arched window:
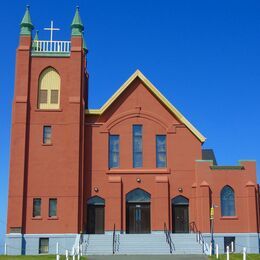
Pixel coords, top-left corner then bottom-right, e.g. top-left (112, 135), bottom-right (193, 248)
top-left (126, 188), bottom-right (151, 203)
top-left (38, 67), bottom-right (60, 109)
top-left (221, 186), bottom-right (235, 216)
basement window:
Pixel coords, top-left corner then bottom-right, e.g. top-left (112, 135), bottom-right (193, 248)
top-left (39, 238), bottom-right (49, 254)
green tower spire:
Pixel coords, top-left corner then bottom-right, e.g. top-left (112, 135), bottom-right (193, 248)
top-left (20, 5), bottom-right (34, 36)
top-left (83, 36), bottom-right (88, 53)
top-left (71, 6), bottom-right (84, 36)
top-left (32, 30), bottom-right (39, 50)
top-left (33, 30), bottom-right (39, 41)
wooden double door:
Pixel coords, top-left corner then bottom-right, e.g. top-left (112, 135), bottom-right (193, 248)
top-left (126, 203), bottom-right (151, 233)
top-left (87, 205), bottom-right (105, 234)
top-left (172, 205), bottom-right (189, 233)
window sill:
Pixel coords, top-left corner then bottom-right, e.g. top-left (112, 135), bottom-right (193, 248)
top-left (32, 217), bottom-right (42, 220)
top-left (48, 217), bottom-right (58, 220)
top-left (42, 143), bottom-right (53, 146)
top-left (35, 109), bottom-right (63, 112)
top-left (220, 216), bottom-right (238, 220)
top-left (107, 168), bottom-right (171, 174)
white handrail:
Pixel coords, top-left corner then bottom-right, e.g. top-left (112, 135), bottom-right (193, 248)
top-left (32, 40), bottom-right (71, 53)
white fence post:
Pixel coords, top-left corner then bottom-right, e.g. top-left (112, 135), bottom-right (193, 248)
top-left (65, 249), bottom-right (69, 260)
top-left (226, 246), bottom-right (229, 260)
top-left (216, 244), bottom-right (219, 259)
top-left (209, 243), bottom-right (212, 256)
top-left (4, 243), bottom-right (7, 255)
top-left (56, 254), bottom-right (60, 260)
top-left (231, 241), bottom-right (234, 253)
top-left (56, 242), bottom-right (59, 255)
top-left (80, 244), bottom-right (83, 256)
top-left (243, 247), bottom-right (246, 260)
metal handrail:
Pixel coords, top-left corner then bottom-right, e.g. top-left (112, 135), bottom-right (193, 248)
top-left (190, 222), bottom-right (209, 254)
top-left (113, 224), bottom-right (116, 254)
top-left (164, 222), bottom-right (175, 253)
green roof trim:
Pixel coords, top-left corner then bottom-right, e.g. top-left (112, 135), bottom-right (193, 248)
top-left (31, 52), bottom-right (70, 57)
top-left (210, 166), bottom-right (245, 170)
top-left (20, 5), bottom-right (34, 35)
top-left (71, 6), bottom-right (84, 36)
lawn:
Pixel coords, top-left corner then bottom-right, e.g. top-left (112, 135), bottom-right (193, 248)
top-left (209, 254), bottom-right (260, 260)
top-left (0, 256), bottom-right (87, 259)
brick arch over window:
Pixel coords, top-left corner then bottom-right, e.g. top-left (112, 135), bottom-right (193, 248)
top-left (221, 185), bottom-right (236, 216)
top-left (38, 67), bottom-right (61, 109)
top-left (100, 109), bottom-right (170, 133)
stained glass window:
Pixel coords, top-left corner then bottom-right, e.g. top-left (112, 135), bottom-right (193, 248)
top-left (156, 135), bottom-right (166, 168)
top-left (109, 135), bottom-right (119, 168)
top-left (221, 186), bottom-right (235, 216)
top-left (133, 125), bottom-right (143, 168)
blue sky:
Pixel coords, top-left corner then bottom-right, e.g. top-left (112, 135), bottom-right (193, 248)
top-left (1, 0), bottom-right (260, 253)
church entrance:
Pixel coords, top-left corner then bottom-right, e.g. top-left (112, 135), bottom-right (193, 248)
top-left (86, 196), bottom-right (105, 234)
top-left (172, 196), bottom-right (189, 233)
top-left (126, 188), bottom-right (151, 234)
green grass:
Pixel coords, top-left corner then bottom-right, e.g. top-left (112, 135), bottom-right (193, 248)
top-left (209, 254), bottom-right (260, 260)
top-left (0, 256), bottom-right (87, 260)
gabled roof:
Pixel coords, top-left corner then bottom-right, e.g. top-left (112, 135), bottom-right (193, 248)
top-left (86, 70), bottom-right (206, 143)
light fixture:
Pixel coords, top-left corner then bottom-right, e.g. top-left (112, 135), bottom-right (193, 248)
top-left (178, 187), bottom-right (183, 192)
top-left (136, 178), bottom-right (141, 183)
top-left (94, 187), bottom-right (99, 192)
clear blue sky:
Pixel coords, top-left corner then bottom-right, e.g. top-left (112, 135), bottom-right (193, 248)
top-left (0, 0), bottom-right (260, 253)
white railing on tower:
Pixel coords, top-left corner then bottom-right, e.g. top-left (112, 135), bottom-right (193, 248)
top-left (32, 40), bottom-right (71, 53)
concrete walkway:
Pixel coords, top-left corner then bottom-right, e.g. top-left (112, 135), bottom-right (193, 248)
top-left (87, 255), bottom-right (208, 260)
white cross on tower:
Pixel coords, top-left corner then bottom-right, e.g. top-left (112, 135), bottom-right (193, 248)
top-left (44, 21), bottom-right (60, 42)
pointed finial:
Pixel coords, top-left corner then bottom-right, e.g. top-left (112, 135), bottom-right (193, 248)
top-left (71, 6), bottom-right (84, 36)
top-left (32, 30), bottom-right (39, 50)
top-left (34, 30), bottom-right (39, 41)
top-left (20, 5), bottom-right (34, 36)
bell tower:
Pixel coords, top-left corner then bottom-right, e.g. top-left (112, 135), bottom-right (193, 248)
top-left (7, 6), bottom-right (88, 255)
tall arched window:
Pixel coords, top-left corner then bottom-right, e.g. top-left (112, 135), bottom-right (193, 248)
top-left (38, 67), bottom-right (60, 109)
top-left (221, 186), bottom-right (235, 216)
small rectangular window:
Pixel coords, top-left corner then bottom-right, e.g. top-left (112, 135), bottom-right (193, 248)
top-left (33, 198), bottom-right (41, 217)
top-left (39, 238), bottom-right (49, 254)
top-left (50, 90), bottom-right (59, 104)
top-left (133, 125), bottom-right (143, 168)
top-left (109, 135), bottom-right (120, 168)
top-left (49, 198), bottom-right (57, 217)
top-left (156, 135), bottom-right (167, 168)
top-left (39, 90), bottom-right (48, 104)
top-left (224, 237), bottom-right (235, 252)
top-left (43, 126), bottom-right (52, 144)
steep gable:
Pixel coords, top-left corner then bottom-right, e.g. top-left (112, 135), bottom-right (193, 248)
top-left (86, 70), bottom-right (206, 143)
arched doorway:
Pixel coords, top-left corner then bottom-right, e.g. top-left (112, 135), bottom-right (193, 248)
top-left (172, 196), bottom-right (189, 233)
top-left (86, 196), bottom-right (105, 234)
top-left (126, 188), bottom-right (151, 234)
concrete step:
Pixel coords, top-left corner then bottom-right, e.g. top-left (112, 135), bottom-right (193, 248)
top-left (82, 233), bottom-right (204, 255)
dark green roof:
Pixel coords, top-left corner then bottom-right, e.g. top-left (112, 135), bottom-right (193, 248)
top-left (71, 6), bottom-right (84, 36)
top-left (210, 165), bottom-right (244, 170)
top-left (20, 5), bottom-right (34, 35)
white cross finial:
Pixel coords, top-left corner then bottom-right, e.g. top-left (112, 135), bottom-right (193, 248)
top-left (44, 21), bottom-right (60, 42)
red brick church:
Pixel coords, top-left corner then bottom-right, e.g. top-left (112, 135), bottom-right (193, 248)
top-left (6, 6), bottom-right (260, 255)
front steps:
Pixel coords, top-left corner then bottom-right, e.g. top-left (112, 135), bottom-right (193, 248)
top-left (83, 233), bottom-right (204, 255)
top-left (171, 233), bottom-right (204, 254)
top-left (83, 234), bottom-right (113, 255)
top-left (119, 233), bottom-right (170, 255)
